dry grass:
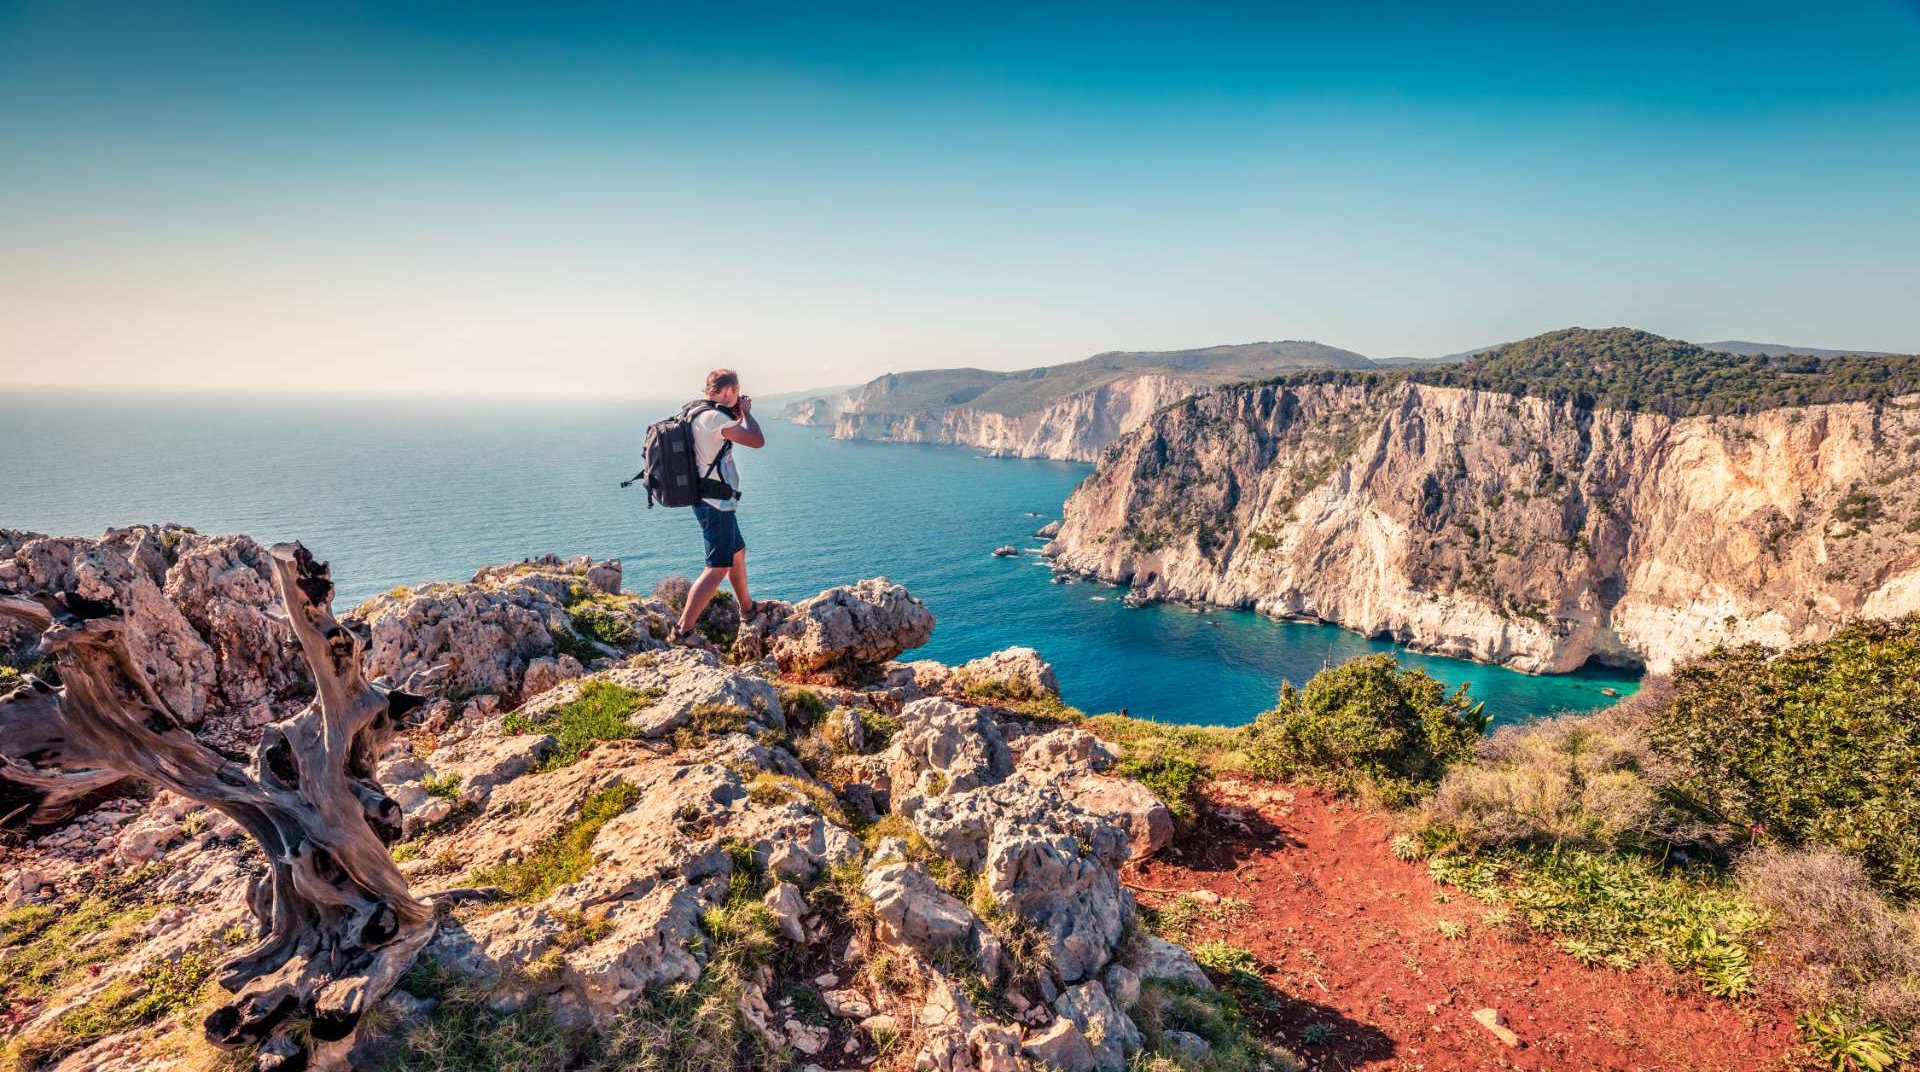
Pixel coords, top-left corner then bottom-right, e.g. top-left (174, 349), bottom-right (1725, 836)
top-left (1738, 847), bottom-right (1920, 1041)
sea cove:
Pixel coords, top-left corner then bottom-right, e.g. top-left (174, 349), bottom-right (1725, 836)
top-left (2, 389), bottom-right (1636, 726)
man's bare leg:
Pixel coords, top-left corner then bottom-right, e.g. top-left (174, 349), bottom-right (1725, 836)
top-left (728, 549), bottom-right (752, 617)
top-left (678, 566), bottom-right (731, 635)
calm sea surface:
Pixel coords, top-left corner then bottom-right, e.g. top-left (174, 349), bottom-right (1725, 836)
top-left (2, 390), bottom-right (1637, 727)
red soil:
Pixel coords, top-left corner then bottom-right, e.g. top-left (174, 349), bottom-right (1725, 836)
top-left (1125, 779), bottom-right (1809, 1072)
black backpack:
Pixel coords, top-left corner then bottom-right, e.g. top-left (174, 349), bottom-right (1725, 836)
top-left (624, 401), bottom-right (740, 508)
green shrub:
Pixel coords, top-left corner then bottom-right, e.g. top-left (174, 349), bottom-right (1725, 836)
top-left (503, 680), bottom-right (663, 770)
top-left (569, 604), bottom-right (637, 648)
top-left (1245, 655), bottom-right (1488, 801)
top-left (1651, 617), bottom-right (1920, 897)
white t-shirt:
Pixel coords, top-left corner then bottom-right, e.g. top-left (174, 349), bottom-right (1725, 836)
top-left (691, 407), bottom-right (740, 512)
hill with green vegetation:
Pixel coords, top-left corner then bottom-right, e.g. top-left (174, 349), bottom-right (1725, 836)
top-left (1699, 339), bottom-right (1894, 359)
top-left (833, 340), bottom-right (1374, 420)
top-left (1407, 327), bottom-right (1920, 417)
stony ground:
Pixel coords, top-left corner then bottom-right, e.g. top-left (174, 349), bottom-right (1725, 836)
top-left (1129, 779), bottom-right (1807, 1072)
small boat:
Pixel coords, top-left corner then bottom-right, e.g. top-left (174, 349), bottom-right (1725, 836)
top-left (992, 545), bottom-right (1020, 557)
top-left (1601, 687), bottom-right (1619, 697)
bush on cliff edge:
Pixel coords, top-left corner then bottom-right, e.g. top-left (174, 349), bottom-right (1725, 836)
top-left (1244, 654), bottom-right (1489, 802)
top-left (1651, 616), bottom-right (1920, 899)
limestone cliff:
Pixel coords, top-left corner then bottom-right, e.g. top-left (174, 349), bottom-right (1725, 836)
top-left (1048, 379), bottom-right (1920, 674)
top-left (832, 372), bottom-right (1202, 462)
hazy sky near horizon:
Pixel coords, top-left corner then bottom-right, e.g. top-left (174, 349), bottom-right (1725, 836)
top-left (3, 1), bottom-right (1919, 396)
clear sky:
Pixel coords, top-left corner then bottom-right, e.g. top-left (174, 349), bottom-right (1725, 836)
top-left (3, 1), bottom-right (1918, 396)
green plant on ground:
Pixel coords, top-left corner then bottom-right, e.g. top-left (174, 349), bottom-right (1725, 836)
top-left (671, 703), bottom-right (750, 750)
top-left (1800, 1009), bottom-right (1913, 1072)
top-left (1131, 980), bottom-right (1302, 1072)
top-left (1738, 847), bottom-right (1920, 1057)
top-left (421, 772), bottom-right (462, 800)
top-left (1426, 847), bottom-right (1759, 996)
top-left (568, 604), bottom-right (637, 648)
top-left (1191, 941), bottom-right (1264, 990)
top-left (1143, 893), bottom-right (1253, 944)
top-left (1114, 747), bottom-right (1205, 827)
top-left (548, 624), bottom-right (603, 664)
top-left (469, 781), bottom-right (641, 902)
top-left (376, 960), bottom-right (586, 1072)
top-left (502, 680), bottom-right (663, 770)
top-left (4, 942), bottom-right (223, 1070)
top-left (777, 686), bottom-right (828, 726)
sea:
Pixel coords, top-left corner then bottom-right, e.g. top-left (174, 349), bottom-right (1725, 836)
top-left (1, 390), bottom-right (1638, 728)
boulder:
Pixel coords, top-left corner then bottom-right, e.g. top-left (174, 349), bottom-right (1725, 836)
top-left (1131, 935), bottom-right (1213, 991)
top-left (862, 860), bottom-right (978, 951)
top-left (1055, 979), bottom-right (1142, 1072)
top-left (769, 578), bottom-right (934, 682)
top-left (764, 882), bottom-right (807, 943)
top-left (946, 646), bottom-right (1059, 701)
top-left (885, 697), bottom-right (1014, 820)
top-left (983, 822), bottom-right (1133, 983)
top-left (1068, 774), bottom-right (1174, 860)
top-left (1022, 1016), bottom-right (1097, 1072)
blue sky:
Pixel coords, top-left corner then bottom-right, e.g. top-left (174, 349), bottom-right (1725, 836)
top-left (2, 0), bottom-right (1917, 395)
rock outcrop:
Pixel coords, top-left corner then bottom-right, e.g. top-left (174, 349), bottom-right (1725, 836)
top-left (348, 553), bottom-right (654, 705)
top-left (1048, 379), bottom-right (1920, 673)
top-left (2, 546), bottom-right (1215, 1072)
top-left (768, 578), bottom-right (935, 682)
top-left (0, 525), bottom-right (311, 750)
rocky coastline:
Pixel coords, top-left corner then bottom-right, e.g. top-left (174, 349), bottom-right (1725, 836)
top-left (1044, 380), bottom-right (1920, 674)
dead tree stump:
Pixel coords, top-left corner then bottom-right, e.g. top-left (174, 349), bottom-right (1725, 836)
top-left (0, 543), bottom-right (433, 1071)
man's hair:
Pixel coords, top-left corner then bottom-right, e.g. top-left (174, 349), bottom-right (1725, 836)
top-left (705, 368), bottom-right (740, 396)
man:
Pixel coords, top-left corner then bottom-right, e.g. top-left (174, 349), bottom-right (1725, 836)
top-left (676, 368), bottom-right (764, 639)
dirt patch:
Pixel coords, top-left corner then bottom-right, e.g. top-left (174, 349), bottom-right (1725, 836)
top-left (1127, 779), bottom-right (1807, 1072)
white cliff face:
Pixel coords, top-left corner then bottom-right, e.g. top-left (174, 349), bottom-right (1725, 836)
top-left (1049, 380), bottom-right (1920, 674)
top-left (830, 374), bottom-right (1202, 462)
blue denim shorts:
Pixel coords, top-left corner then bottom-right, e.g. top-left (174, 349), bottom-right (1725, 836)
top-left (692, 501), bottom-right (745, 568)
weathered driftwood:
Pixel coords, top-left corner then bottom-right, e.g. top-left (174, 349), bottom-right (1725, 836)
top-left (0, 673), bottom-right (127, 825)
top-left (0, 543), bottom-right (433, 1071)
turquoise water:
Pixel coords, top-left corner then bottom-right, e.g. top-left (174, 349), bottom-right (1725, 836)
top-left (1, 390), bottom-right (1637, 727)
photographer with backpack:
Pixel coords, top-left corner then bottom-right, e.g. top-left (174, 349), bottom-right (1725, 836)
top-left (625, 368), bottom-right (764, 641)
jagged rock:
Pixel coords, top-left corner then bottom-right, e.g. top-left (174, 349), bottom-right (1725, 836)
top-left (984, 822), bottom-right (1133, 983)
top-left (1068, 774), bottom-right (1174, 860)
top-left (785, 1019), bottom-right (829, 1055)
top-left (770, 578), bottom-right (934, 682)
top-left (1104, 963), bottom-right (1141, 1010)
top-left (1009, 727), bottom-right (1114, 775)
top-left (1055, 979), bottom-right (1142, 1072)
top-left (1035, 520), bottom-right (1062, 539)
top-left (0, 527), bottom-right (312, 749)
top-left (885, 697), bottom-right (1014, 820)
top-left (946, 646), bottom-right (1059, 701)
top-left (521, 654), bottom-right (585, 700)
top-left (1022, 1017), bottom-right (1098, 1072)
top-left (353, 554), bottom-right (653, 706)
top-left (764, 881), bottom-right (807, 943)
top-left (162, 533), bottom-right (311, 732)
top-left (862, 859), bottom-right (978, 950)
top-left (913, 773), bottom-right (1128, 873)
top-left (823, 988), bottom-right (874, 1020)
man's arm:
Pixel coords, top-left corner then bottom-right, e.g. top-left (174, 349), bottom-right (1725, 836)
top-left (721, 396), bottom-right (766, 449)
